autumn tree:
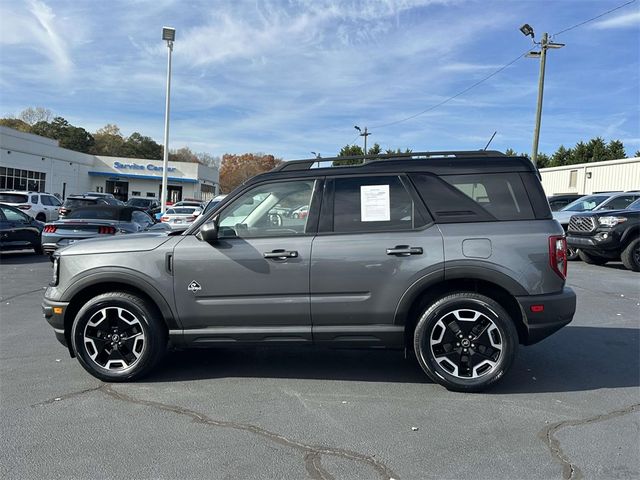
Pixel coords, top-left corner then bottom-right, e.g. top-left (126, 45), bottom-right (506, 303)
top-left (92, 124), bottom-right (126, 156)
top-left (18, 107), bottom-right (52, 125)
top-left (219, 153), bottom-right (282, 193)
top-left (169, 146), bottom-right (199, 163)
top-left (0, 118), bottom-right (31, 132)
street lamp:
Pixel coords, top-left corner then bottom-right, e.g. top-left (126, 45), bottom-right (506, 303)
top-left (520, 24), bottom-right (564, 166)
top-left (311, 151), bottom-right (321, 158)
top-left (354, 125), bottom-right (370, 156)
top-left (160, 26), bottom-right (175, 213)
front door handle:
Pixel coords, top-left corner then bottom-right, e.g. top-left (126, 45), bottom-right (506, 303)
top-left (263, 249), bottom-right (299, 259)
top-left (386, 245), bottom-right (423, 256)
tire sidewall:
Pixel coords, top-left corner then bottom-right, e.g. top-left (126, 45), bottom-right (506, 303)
top-left (71, 294), bottom-right (159, 382)
top-left (622, 238), bottom-right (640, 271)
top-left (414, 294), bottom-right (518, 392)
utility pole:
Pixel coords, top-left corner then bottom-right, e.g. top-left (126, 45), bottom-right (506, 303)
top-left (520, 24), bottom-right (564, 167)
top-left (354, 125), bottom-right (371, 156)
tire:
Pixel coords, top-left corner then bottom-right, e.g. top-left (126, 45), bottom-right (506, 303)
top-left (621, 238), bottom-right (640, 272)
top-left (413, 292), bottom-right (518, 392)
top-left (567, 247), bottom-right (579, 261)
top-left (578, 250), bottom-right (608, 265)
top-left (35, 213), bottom-right (46, 222)
top-left (71, 292), bottom-right (167, 382)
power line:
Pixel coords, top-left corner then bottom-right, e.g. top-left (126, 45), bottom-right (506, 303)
top-left (552, 0), bottom-right (637, 37)
top-left (370, 49), bottom-right (531, 130)
top-left (346, 0), bottom-right (638, 136)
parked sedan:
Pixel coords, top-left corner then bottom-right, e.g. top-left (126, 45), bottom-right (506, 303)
top-left (160, 206), bottom-right (202, 229)
top-left (58, 195), bottom-right (110, 218)
top-left (0, 203), bottom-right (44, 254)
top-left (42, 206), bottom-right (154, 255)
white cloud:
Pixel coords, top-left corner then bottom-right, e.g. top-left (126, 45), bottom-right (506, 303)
top-left (591, 10), bottom-right (640, 29)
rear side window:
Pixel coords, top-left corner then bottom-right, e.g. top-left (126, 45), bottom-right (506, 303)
top-left (411, 173), bottom-right (535, 222)
top-left (63, 199), bottom-right (98, 208)
top-left (0, 193), bottom-right (29, 203)
top-left (332, 175), bottom-right (425, 233)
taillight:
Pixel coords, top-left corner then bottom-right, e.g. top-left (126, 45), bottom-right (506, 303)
top-left (43, 225), bottom-right (57, 233)
top-left (161, 216), bottom-right (169, 222)
top-left (98, 226), bottom-right (116, 234)
top-left (549, 235), bottom-right (567, 280)
top-left (17, 204), bottom-right (31, 211)
top-left (185, 216), bottom-right (196, 222)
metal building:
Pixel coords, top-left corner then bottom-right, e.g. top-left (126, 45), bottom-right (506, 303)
top-left (539, 157), bottom-right (640, 195)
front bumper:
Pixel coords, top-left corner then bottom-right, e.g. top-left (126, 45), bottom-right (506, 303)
top-left (567, 232), bottom-right (621, 257)
top-left (516, 287), bottom-right (576, 345)
top-left (42, 297), bottom-right (70, 347)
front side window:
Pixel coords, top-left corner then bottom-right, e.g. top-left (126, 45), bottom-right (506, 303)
top-left (218, 180), bottom-right (315, 238)
top-left (332, 175), bottom-right (423, 233)
top-left (597, 195), bottom-right (639, 211)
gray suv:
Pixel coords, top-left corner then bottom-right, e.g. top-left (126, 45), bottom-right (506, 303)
top-left (43, 151), bottom-right (576, 392)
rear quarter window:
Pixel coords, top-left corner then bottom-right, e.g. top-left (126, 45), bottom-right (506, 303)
top-left (410, 173), bottom-right (536, 222)
top-left (0, 194), bottom-right (29, 203)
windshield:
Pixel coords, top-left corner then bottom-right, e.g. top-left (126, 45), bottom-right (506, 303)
top-left (67, 208), bottom-right (126, 220)
top-left (627, 199), bottom-right (640, 211)
top-left (127, 198), bottom-right (152, 207)
top-left (0, 193), bottom-right (29, 203)
top-left (561, 195), bottom-right (607, 212)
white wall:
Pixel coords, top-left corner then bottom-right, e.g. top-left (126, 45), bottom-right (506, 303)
top-left (0, 126), bottom-right (94, 197)
top-left (540, 157), bottom-right (640, 195)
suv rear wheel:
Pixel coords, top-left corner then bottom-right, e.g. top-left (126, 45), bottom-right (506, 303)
top-left (414, 292), bottom-right (518, 392)
top-left (621, 238), bottom-right (640, 272)
top-left (71, 292), bottom-right (167, 381)
top-left (578, 250), bottom-right (608, 265)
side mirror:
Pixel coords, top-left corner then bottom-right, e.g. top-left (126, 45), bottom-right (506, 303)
top-left (197, 221), bottom-right (218, 243)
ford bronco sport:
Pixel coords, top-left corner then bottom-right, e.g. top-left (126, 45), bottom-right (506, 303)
top-left (43, 151), bottom-right (576, 392)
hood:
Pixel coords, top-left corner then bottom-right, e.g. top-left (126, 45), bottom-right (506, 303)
top-left (57, 231), bottom-right (174, 256)
top-left (570, 208), bottom-right (639, 218)
top-left (552, 210), bottom-right (575, 224)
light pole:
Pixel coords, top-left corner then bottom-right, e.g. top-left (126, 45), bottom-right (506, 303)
top-left (311, 151), bottom-right (321, 158)
top-left (520, 24), bottom-right (564, 166)
top-left (354, 125), bottom-right (370, 156)
top-left (160, 26), bottom-right (175, 213)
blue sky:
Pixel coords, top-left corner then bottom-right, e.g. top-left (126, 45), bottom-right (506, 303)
top-left (0, 0), bottom-right (638, 160)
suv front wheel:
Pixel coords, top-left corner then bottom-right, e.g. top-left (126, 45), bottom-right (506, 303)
top-left (71, 292), bottom-right (167, 381)
top-left (414, 292), bottom-right (518, 392)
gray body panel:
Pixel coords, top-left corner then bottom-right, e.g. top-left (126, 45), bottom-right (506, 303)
top-left (171, 234), bottom-right (313, 343)
top-left (310, 227), bottom-right (444, 345)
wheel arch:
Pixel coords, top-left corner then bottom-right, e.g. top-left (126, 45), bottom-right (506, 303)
top-left (397, 277), bottom-right (527, 348)
top-left (620, 226), bottom-right (640, 247)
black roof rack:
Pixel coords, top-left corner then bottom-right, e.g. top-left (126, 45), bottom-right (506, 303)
top-left (274, 150), bottom-right (507, 172)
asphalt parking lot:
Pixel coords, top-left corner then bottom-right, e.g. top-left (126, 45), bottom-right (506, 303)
top-left (1, 252), bottom-right (638, 480)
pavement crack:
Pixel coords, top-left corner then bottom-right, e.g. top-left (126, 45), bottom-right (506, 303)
top-left (0, 287), bottom-right (46, 303)
top-left (98, 384), bottom-right (398, 480)
top-left (31, 385), bottom-right (104, 406)
top-left (539, 403), bottom-right (640, 480)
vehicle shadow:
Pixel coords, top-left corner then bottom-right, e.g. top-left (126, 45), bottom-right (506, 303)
top-left (0, 251), bottom-right (50, 265)
top-left (144, 326), bottom-right (639, 393)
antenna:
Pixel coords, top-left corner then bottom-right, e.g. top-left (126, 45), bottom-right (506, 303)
top-left (483, 131), bottom-right (497, 151)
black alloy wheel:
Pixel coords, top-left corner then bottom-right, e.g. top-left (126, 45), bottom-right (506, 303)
top-left (414, 292), bottom-right (518, 392)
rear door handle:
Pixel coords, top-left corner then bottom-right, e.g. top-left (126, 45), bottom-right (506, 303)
top-left (386, 245), bottom-right (423, 256)
top-left (263, 249), bottom-right (298, 259)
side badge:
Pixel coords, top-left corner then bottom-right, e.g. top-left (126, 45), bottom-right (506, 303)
top-left (188, 280), bottom-right (202, 293)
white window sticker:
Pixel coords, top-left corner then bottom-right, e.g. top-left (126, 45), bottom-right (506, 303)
top-left (360, 185), bottom-right (390, 222)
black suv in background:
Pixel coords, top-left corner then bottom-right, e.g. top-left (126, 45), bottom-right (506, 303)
top-left (567, 198), bottom-right (640, 271)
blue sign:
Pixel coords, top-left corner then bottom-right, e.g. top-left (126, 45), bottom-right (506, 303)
top-left (113, 161), bottom-right (176, 173)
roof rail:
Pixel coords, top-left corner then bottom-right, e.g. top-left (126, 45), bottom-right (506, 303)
top-left (274, 150), bottom-right (506, 172)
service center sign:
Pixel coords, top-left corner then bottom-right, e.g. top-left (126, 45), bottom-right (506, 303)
top-left (113, 161), bottom-right (177, 173)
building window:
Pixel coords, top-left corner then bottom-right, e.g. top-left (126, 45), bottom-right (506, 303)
top-left (96, 186), bottom-right (104, 193)
top-left (0, 167), bottom-right (46, 192)
top-left (132, 191), bottom-right (141, 196)
top-left (569, 170), bottom-right (578, 188)
top-left (200, 183), bottom-right (216, 201)
top-left (146, 192), bottom-right (156, 197)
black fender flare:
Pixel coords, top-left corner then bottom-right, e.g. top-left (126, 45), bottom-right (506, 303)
top-left (60, 267), bottom-right (180, 329)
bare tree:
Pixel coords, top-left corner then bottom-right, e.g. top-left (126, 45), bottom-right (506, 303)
top-left (18, 107), bottom-right (52, 125)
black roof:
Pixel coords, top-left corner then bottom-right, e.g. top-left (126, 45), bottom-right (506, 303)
top-left (248, 150), bottom-right (536, 185)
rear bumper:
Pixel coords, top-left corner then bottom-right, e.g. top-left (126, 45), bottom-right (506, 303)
top-left (42, 297), bottom-right (70, 347)
top-left (516, 287), bottom-right (576, 345)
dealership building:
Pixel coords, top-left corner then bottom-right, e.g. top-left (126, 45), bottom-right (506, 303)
top-left (0, 126), bottom-right (219, 202)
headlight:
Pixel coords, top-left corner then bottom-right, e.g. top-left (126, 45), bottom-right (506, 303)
top-left (598, 216), bottom-right (627, 227)
top-left (51, 256), bottom-right (60, 286)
